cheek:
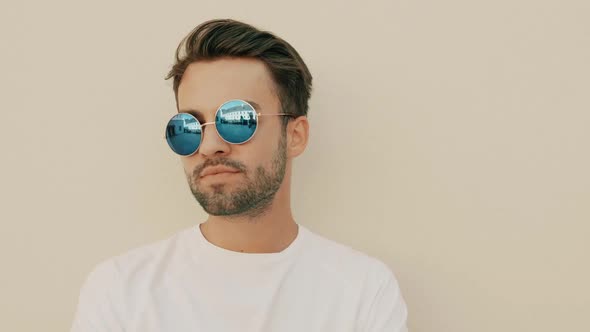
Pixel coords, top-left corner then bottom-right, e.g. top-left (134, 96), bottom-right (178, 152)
top-left (237, 144), bottom-right (273, 170)
top-left (254, 123), bottom-right (282, 151)
top-left (181, 158), bottom-right (198, 177)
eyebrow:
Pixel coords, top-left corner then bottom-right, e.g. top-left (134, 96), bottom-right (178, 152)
top-left (179, 100), bottom-right (262, 118)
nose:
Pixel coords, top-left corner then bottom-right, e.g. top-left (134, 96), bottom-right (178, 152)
top-left (197, 123), bottom-right (231, 157)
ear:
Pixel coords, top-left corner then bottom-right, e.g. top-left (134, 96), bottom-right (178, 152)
top-left (286, 116), bottom-right (309, 158)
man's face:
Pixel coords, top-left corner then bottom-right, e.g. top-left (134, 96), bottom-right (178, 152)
top-left (176, 57), bottom-right (288, 218)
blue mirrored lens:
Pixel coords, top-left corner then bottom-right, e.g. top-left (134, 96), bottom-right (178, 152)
top-left (165, 113), bottom-right (202, 156)
top-left (215, 100), bottom-right (258, 144)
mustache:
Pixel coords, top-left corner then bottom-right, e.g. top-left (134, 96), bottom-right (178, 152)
top-left (192, 157), bottom-right (247, 179)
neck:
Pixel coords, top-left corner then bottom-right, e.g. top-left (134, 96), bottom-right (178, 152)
top-left (199, 178), bottom-right (298, 254)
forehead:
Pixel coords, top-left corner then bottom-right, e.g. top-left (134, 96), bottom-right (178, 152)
top-left (177, 57), bottom-right (278, 116)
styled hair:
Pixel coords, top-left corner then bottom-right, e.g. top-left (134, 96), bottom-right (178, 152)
top-left (164, 19), bottom-right (313, 125)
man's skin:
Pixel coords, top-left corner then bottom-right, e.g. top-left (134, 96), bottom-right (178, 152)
top-left (177, 56), bottom-right (310, 254)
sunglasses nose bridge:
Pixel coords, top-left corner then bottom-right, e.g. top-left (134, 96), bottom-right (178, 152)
top-left (197, 121), bottom-right (231, 156)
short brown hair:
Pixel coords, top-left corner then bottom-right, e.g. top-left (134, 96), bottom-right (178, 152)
top-left (164, 19), bottom-right (313, 124)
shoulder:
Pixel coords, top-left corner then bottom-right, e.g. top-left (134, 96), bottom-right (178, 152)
top-left (300, 226), bottom-right (401, 288)
top-left (80, 226), bottom-right (191, 292)
top-left (299, 227), bottom-right (408, 330)
top-left (71, 228), bottom-right (192, 330)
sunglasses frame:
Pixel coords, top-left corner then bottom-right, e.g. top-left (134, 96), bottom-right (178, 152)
top-left (165, 99), bottom-right (295, 157)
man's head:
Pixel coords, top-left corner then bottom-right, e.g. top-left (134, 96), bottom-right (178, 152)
top-left (164, 19), bottom-right (312, 219)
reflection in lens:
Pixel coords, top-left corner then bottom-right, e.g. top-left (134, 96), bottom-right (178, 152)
top-left (165, 113), bottom-right (202, 156)
top-left (215, 100), bottom-right (258, 144)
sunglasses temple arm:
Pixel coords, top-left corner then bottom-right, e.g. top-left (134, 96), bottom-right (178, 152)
top-left (257, 113), bottom-right (293, 117)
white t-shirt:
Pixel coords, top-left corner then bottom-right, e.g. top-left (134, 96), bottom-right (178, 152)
top-left (70, 223), bottom-right (408, 332)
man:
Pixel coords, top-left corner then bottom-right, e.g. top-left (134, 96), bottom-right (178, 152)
top-left (70, 18), bottom-right (408, 332)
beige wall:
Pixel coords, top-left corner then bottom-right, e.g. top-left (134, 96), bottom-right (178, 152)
top-left (3, 0), bottom-right (589, 331)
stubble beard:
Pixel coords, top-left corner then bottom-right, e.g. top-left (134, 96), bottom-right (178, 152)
top-left (187, 133), bottom-right (287, 219)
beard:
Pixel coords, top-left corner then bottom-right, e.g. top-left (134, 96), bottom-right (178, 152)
top-left (186, 133), bottom-right (287, 219)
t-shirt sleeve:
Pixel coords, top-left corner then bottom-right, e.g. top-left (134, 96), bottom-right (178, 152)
top-left (69, 259), bottom-right (126, 332)
top-left (359, 259), bottom-right (409, 332)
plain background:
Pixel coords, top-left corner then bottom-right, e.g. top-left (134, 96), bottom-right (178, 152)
top-left (2, 0), bottom-right (589, 331)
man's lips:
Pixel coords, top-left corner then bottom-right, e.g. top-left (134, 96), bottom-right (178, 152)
top-left (199, 166), bottom-right (241, 178)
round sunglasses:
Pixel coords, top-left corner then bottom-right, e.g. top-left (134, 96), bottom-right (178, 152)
top-left (165, 99), bottom-right (294, 156)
